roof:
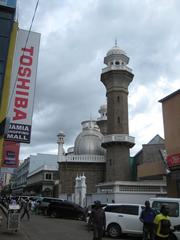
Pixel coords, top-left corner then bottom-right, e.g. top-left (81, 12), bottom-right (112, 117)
top-left (159, 89), bottom-right (180, 103)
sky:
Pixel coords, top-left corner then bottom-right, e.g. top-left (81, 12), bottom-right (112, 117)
top-left (17, 0), bottom-right (180, 160)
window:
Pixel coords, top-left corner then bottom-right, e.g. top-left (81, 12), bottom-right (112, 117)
top-left (45, 173), bottom-right (52, 180)
top-left (117, 96), bottom-right (120, 102)
top-left (117, 117), bottom-right (120, 123)
top-left (152, 201), bottom-right (179, 217)
top-left (105, 205), bottom-right (139, 215)
top-left (115, 61), bottom-right (120, 65)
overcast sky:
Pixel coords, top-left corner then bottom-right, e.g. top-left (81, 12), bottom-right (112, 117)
top-left (17, 0), bottom-right (180, 160)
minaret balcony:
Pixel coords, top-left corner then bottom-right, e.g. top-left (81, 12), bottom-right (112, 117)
top-left (102, 134), bottom-right (135, 148)
top-left (102, 65), bottom-right (132, 74)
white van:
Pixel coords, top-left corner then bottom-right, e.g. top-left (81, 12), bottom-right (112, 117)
top-left (150, 197), bottom-right (180, 240)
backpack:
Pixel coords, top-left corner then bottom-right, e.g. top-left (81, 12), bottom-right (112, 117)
top-left (159, 219), bottom-right (171, 235)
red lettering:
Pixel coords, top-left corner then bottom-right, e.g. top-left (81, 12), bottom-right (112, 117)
top-left (20, 55), bottom-right (32, 66)
top-left (22, 46), bottom-right (34, 56)
top-left (16, 91), bottom-right (29, 96)
top-left (18, 66), bottom-right (31, 77)
top-left (17, 78), bottom-right (30, 90)
top-left (15, 97), bottom-right (28, 108)
top-left (13, 109), bottom-right (27, 121)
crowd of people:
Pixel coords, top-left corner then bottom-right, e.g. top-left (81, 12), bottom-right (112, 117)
top-left (0, 195), bottom-right (41, 220)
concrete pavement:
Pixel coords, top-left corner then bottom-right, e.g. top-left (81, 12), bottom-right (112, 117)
top-left (0, 210), bottom-right (141, 240)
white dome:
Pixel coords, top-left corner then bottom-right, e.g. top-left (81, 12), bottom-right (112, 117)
top-left (74, 120), bottom-right (105, 155)
top-left (106, 46), bottom-right (126, 56)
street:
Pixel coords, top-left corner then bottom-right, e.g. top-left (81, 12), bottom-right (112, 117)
top-left (0, 211), bottom-right (141, 240)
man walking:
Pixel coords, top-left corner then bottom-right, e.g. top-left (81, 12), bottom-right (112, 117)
top-left (88, 201), bottom-right (106, 240)
top-left (139, 200), bottom-right (156, 240)
top-left (154, 204), bottom-right (171, 240)
top-left (21, 199), bottom-right (31, 221)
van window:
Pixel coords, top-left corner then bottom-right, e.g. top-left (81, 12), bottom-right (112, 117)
top-left (152, 201), bottom-right (179, 217)
top-left (105, 205), bottom-right (139, 215)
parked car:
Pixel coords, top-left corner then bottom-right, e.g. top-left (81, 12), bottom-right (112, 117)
top-left (47, 200), bottom-right (85, 220)
top-left (104, 203), bottom-right (144, 238)
top-left (38, 197), bottom-right (63, 215)
top-left (150, 197), bottom-right (180, 240)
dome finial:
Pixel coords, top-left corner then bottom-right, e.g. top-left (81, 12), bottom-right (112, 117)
top-left (115, 38), bottom-right (118, 47)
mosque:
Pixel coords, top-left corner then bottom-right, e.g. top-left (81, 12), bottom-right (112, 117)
top-left (57, 44), bottom-right (167, 204)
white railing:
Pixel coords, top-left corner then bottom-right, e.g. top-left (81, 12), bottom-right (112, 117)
top-left (58, 154), bottom-right (105, 163)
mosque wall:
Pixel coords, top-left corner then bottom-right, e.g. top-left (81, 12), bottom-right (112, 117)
top-left (59, 162), bottom-right (105, 194)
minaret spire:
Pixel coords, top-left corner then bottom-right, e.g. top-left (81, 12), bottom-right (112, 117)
top-left (115, 38), bottom-right (118, 47)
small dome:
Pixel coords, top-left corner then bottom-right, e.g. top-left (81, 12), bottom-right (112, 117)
top-left (74, 120), bottom-right (105, 155)
top-left (106, 46), bottom-right (126, 57)
top-left (104, 45), bottom-right (129, 67)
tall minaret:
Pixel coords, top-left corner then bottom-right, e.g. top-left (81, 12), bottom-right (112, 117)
top-left (57, 131), bottom-right (65, 160)
top-left (101, 44), bottom-right (135, 182)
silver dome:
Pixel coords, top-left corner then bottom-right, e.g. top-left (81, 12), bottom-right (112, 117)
top-left (106, 46), bottom-right (126, 56)
top-left (74, 120), bottom-right (105, 155)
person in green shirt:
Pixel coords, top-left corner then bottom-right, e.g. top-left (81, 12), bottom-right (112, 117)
top-left (154, 204), bottom-right (171, 240)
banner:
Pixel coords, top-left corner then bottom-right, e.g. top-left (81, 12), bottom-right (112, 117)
top-left (4, 29), bottom-right (40, 143)
top-left (167, 153), bottom-right (180, 168)
top-left (2, 141), bottom-right (19, 167)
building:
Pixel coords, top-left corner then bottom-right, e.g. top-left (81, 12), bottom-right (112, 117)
top-left (0, 1), bottom-right (18, 189)
top-left (159, 89), bottom-right (180, 196)
top-left (12, 153), bottom-right (58, 195)
top-left (136, 135), bottom-right (167, 180)
top-left (100, 43), bottom-right (135, 182)
top-left (26, 165), bottom-right (59, 197)
top-left (58, 120), bottom-right (106, 199)
top-left (57, 45), bottom-right (167, 204)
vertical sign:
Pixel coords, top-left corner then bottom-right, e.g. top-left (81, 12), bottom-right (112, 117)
top-left (4, 29), bottom-right (41, 143)
top-left (2, 141), bottom-right (19, 167)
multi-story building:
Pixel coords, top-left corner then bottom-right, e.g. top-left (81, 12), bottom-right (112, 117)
top-left (13, 153), bottom-right (58, 195)
top-left (159, 89), bottom-right (180, 196)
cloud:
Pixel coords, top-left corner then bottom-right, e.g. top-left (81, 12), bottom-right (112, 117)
top-left (17, 0), bottom-right (180, 160)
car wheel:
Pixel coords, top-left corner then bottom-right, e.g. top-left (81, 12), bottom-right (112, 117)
top-left (77, 213), bottom-right (85, 221)
top-left (107, 223), bottom-right (121, 238)
top-left (50, 210), bottom-right (57, 218)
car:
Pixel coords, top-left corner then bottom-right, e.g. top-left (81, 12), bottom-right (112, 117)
top-left (104, 203), bottom-right (144, 238)
top-left (47, 200), bottom-right (85, 220)
top-left (38, 197), bottom-right (63, 215)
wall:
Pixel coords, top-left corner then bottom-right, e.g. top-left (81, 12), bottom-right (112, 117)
top-left (59, 162), bottom-right (105, 194)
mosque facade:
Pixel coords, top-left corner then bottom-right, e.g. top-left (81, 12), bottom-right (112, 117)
top-left (57, 45), bottom-right (167, 202)
top-left (57, 44), bottom-right (135, 197)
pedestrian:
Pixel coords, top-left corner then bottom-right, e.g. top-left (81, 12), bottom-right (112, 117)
top-left (154, 204), bottom-right (171, 240)
top-left (139, 200), bottom-right (156, 240)
top-left (88, 200), bottom-right (106, 240)
top-left (21, 199), bottom-right (31, 220)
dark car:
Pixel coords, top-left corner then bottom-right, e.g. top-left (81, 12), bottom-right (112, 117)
top-left (38, 197), bottom-right (63, 215)
top-left (47, 200), bottom-right (85, 220)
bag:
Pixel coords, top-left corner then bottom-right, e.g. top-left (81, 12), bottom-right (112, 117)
top-left (159, 219), bottom-right (171, 235)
